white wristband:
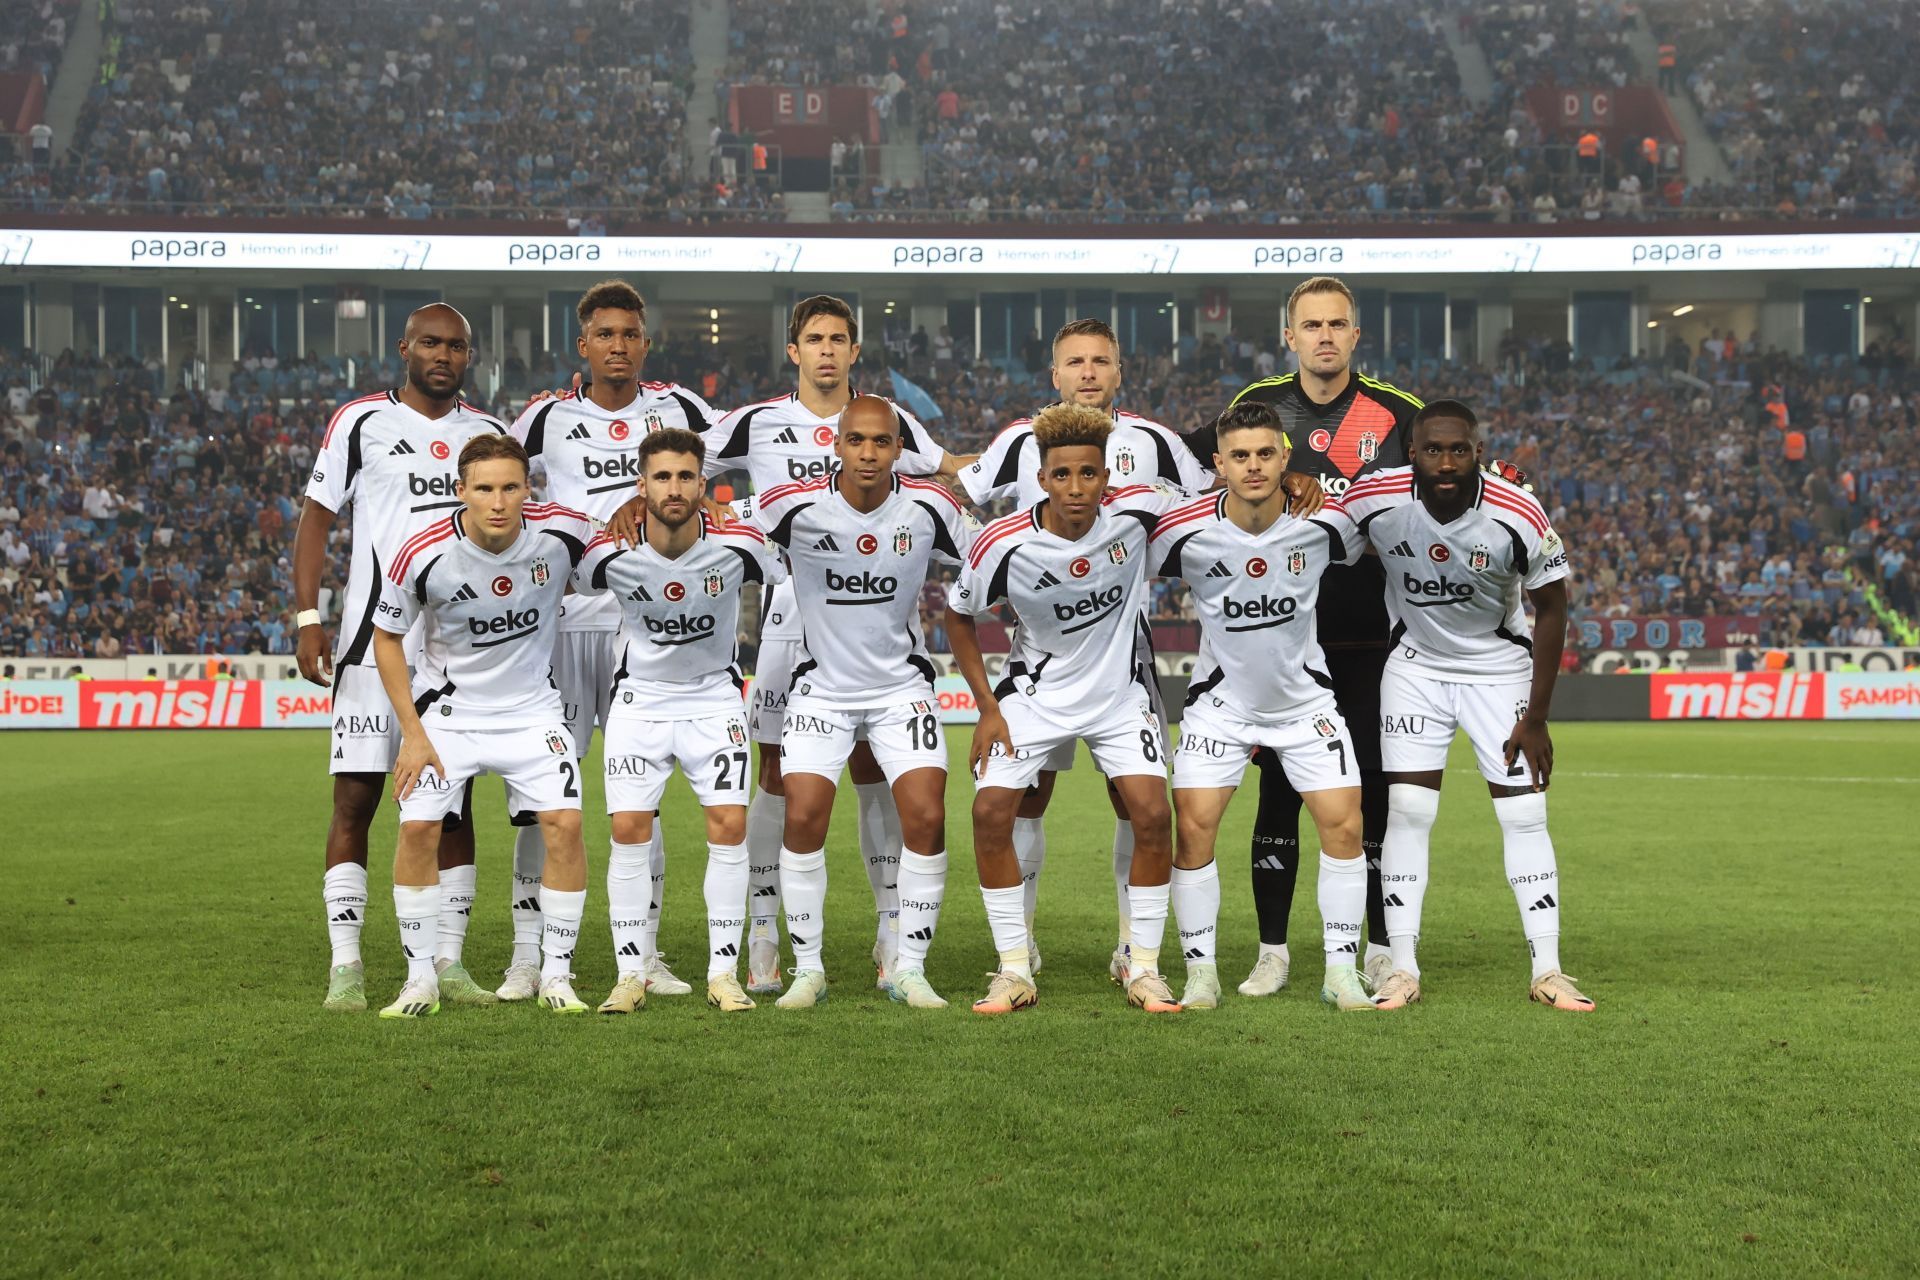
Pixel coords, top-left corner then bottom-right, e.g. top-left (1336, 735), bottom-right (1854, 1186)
top-left (296, 609), bottom-right (322, 629)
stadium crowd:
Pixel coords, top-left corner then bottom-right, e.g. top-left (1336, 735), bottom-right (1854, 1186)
top-left (20, 0), bottom-right (696, 221)
top-left (9, 0), bottom-right (1914, 223)
top-left (1647, 0), bottom-right (1920, 220)
top-left (3, 333), bottom-right (1914, 663)
top-left (0, 0), bottom-right (76, 78)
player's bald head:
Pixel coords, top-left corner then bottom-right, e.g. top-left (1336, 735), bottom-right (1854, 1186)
top-left (404, 302), bottom-right (472, 343)
top-left (840, 394), bottom-right (894, 434)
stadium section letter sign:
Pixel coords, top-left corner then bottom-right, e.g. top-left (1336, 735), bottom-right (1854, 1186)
top-left (4, 228), bottom-right (1920, 277)
top-left (1576, 616), bottom-right (1764, 650)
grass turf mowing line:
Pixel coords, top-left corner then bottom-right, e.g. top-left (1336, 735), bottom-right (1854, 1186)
top-left (6, 723), bottom-right (1915, 1275)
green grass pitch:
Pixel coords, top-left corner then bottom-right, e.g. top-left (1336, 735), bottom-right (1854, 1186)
top-left (7, 722), bottom-right (1916, 1276)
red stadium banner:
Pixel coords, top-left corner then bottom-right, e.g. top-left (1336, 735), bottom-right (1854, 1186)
top-left (77, 680), bottom-right (264, 729)
top-left (1648, 672), bottom-right (1824, 720)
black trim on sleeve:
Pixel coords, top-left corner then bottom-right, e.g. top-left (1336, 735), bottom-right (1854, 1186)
top-left (767, 501), bottom-right (810, 549)
top-left (523, 400), bottom-right (560, 456)
top-left (670, 392), bottom-right (713, 432)
top-left (992, 427), bottom-right (1034, 490)
top-left (1161, 529), bottom-right (1201, 580)
top-left (718, 406), bottom-right (769, 460)
top-left (414, 553), bottom-right (441, 606)
top-left (725, 544), bottom-right (766, 584)
top-left (1147, 429), bottom-right (1184, 485)
top-left (914, 500), bottom-right (963, 561)
top-left (1309, 518), bottom-right (1347, 563)
top-left (1501, 521), bottom-right (1529, 577)
top-left (342, 410), bottom-right (381, 490)
top-left (985, 545), bottom-right (1016, 607)
top-left (338, 549), bottom-right (385, 667)
top-left (893, 407), bottom-right (922, 456)
top-left (590, 548), bottom-right (627, 591)
top-left (543, 528), bottom-right (587, 567)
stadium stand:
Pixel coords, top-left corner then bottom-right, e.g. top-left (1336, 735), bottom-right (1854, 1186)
top-left (37, 0), bottom-right (696, 220)
top-left (3, 341), bottom-right (1914, 661)
top-left (0, 0), bottom-right (77, 78)
top-left (1647, 0), bottom-right (1920, 219)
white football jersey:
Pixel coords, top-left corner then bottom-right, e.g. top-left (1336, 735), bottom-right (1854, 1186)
top-left (376, 503), bottom-right (595, 729)
top-left (751, 472), bottom-right (974, 709)
top-left (1339, 467), bottom-right (1569, 684)
top-left (949, 484), bottom-right (1186, 718)
top-left (706, 392), bottom-right (949, 642)
top-left (959, 408), bottom-right (1213, 507)
top-left (510, 382), bottom-right (722, 633)
top-left (573, 513), bottom-right (786, 716)
top-left (304, 390), bottom-right (508, 667)
top-left (1149, 492), bottom-right (1358, 719)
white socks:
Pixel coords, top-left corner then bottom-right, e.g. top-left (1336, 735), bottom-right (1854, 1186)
top-left (703, 841), bottom-right (750, 980)
top-left (745, 790), bottom-right (786, 941)
top-left (324, 863), bottom-right (368, 967)
top-left (608, 838), bottom-right (651, 976)
top-left (392, 883), bottom-right (439, 985)
top-left (510, 825), bottom-right (546, 969)
top-left (854, 781), bottom-right (901, 948)
top-left (780, 846), bottom-right (828, 972)
top-left (1127, 880), bottom-right (1170, 976)
top-left (1013, 815), bottom-right (1046, 929)
top-left (538, 886), bottom-right (585, 982)
top-left (641, 825), bottom-right (667, 964)
top-left (1112, 820), bottom-right (1135, 946)
top-left (1170, 862), bottom-right (1220, 967)
top-left (1383, 783), bottom-right (1439, 977)
top-left (1318, 852), bottom-right (1367, 966)
top-left (436, 863), bottom-right (476, 965)
top-left (894, 849), bottom-right (947, 972)
top-left (981, 883), bottom-right (1031, 980)
top-left (1495, 791), bottom-right (1562, 979)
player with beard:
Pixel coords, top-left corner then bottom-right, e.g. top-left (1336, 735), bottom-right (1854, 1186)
top-left (505, 280), bottom-right (721, 1006)
top-left (1335, 402), bottom-right (1589, 1013)
top-left (701, 297), bottom-right (972, 996)
top-left (1183, 277), bottom-right (1421, 998)
top-left (293, 303), bottom-right (508, 1012)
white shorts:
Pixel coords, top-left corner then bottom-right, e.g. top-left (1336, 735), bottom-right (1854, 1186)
top-left (1036, 630), bottom-right (1166, 776)
top-left (552, 629), bottom-right (618, 754)
top-left (1379, 665), bottom-right (1533, 786)
top-left (604, 711), bottom-right (754, 812)
top-left (750, 638), bottom-right (799, 745)
top-left (780, 693), bottom-right (947, 786)
top-left (1173, 695), bottom-right (1359, 793)
top-left (396, 722), bottom-right (582, 824)
top-left (976, 692), bottom-right (1167, 792)
top-left (329, 663), bottom-right (401, 775)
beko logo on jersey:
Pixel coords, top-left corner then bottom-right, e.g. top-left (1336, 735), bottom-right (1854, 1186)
top-left (507, 241), bottom-right (601, 265)
top-left (408, 472), bottom-right (457, 497)
top-left (644, 613), bottom-right (718, 644)
top-left (1053, 584), bottom-right (1123, 623)
top-left (1222, 595), bottom-right (1297, 630)
top-left (787, 457), bottom-right (833, 480)
top-left (825, 568), bottom-right (898, 601)
top-left (893, 243), bottom-right (986, 267)
top-left (1402, 572), bottom-right (1475, 605)
top-left (468, 607), bottom-right (540, 642)
top-left (584, 454), bottom-right (641, 481)
top-left (130, 237), bottom-right (227, 262)
top-left (1251, 243), bottom-right (1343, 269)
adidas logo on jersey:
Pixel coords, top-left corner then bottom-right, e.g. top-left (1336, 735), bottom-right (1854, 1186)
top-left (1529, 894), bottom-right (1558, 911)
top-left (774, 426), bottom-right (800, 445)
top-left (627, 583), bottom-right (653, 602)
top-left (814, 534), bottom-right (840, 552)
top-left (450, 582), bottom-right (478, 603)
top-left (566, 424), bottom-right (591, 441)
top-left (1206, 561), bottom-right (1232, 579)
top-left (390, 439), bottom-right (416, 456)
top-left (1033, 569), bottom-right (1062, 591)
top-left (1387, 541), bottom-right (1415, 557)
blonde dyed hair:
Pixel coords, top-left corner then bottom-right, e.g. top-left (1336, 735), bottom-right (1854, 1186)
top-left (1031, 402), bottom-right (1113, 459)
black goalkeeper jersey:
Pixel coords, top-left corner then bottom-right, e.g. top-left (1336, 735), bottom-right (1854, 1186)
top-left (1185, 372), bottom-right (1423, 650)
